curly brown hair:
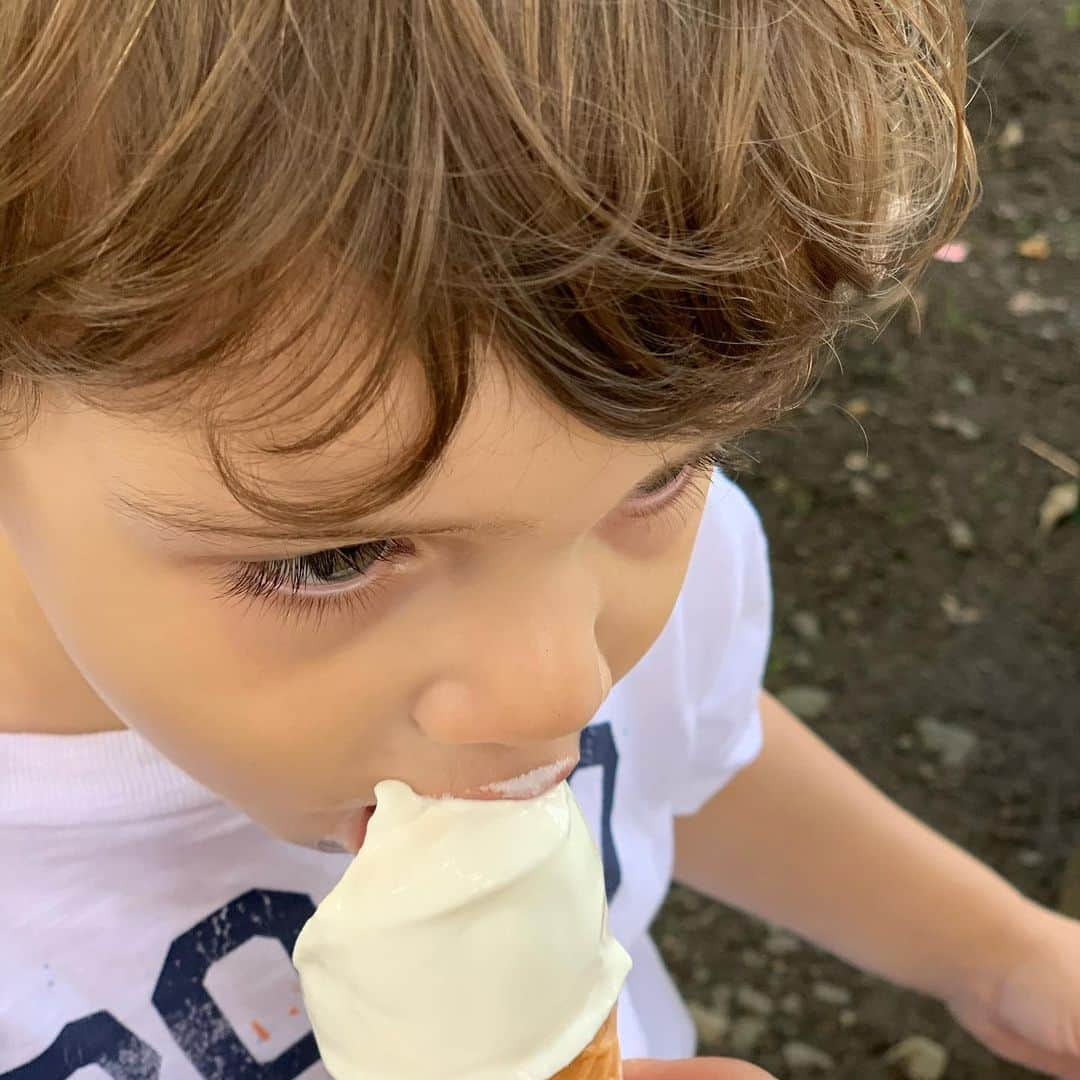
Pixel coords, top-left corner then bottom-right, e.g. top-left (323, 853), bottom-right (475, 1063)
top-left (0, 1), bottom-right (976, 531)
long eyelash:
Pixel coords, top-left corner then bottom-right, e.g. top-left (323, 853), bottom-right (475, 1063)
top-left (248, 573), bottom-right (397, 633)
top-left (212, 540), bottom-right (414, 630)
top-left (640, 449), bottom-right (722, 529)
top-left (216, 448), bottom-right (724, 626)
top-left (219, 540), bottom-right (411, 600)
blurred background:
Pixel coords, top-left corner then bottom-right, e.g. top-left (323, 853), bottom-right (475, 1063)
top-left (655, 2), bottom-right (1079, 1076)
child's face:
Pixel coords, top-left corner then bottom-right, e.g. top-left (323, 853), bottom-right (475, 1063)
top-left (0, 355), bottom-right (713, 851)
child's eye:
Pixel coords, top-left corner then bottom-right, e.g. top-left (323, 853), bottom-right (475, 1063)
top-left (622, 449), bottom-right (721, 517)
top-left (214, 539), bottom-right (417, 624)
top-left (215, 448), bottom-right (721, 624)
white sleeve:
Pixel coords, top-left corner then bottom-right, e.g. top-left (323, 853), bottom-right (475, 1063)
top-left (670, 475), bottom-right (773, 817)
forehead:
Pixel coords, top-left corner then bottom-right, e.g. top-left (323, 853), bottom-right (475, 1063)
top-left (42, 349), bottom-right (681, 550)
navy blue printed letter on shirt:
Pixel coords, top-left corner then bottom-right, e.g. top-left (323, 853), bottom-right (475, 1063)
top-left (152, 888), bottom-right (318, 1079)
top-left (0, 1011), bottom-right (161, 1080)
top-left (572, 721), bottom-right (622, 900)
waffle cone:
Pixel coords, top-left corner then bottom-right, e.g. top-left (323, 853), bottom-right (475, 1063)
top-left (550, 1007), bottom-right (621, 1080)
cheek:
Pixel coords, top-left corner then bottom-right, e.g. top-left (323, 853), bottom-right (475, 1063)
top-left (600, 506), bottom-right (705, 682)
top-left (11, 518), bottom-right (396, 823)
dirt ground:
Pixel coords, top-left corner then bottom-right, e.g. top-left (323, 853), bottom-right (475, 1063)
top-left (652, 2), bottom-right (1079, 1077)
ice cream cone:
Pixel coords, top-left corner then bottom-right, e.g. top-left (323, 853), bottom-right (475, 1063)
top-left (294, 779), bottom-right (631, 1079)
top-left (550, 1007), bottom-right (621, 1080)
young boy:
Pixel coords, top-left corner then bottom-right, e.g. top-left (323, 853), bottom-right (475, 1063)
top-left (1, 3), bottom-right (1077, 1078)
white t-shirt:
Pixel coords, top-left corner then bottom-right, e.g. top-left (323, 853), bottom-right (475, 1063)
top-left (0, 471), bottom-right (772, 1078)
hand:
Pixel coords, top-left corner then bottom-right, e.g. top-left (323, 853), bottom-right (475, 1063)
top-left (625, 1058), bottom-right (775, 1079)
top-left (947, 899), bottom-right (1080, 1079)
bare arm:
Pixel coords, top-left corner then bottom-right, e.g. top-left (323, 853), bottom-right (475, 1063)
top-left (672, 690), bottom-right (1027, 1001)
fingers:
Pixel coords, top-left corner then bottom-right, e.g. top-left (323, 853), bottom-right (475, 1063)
top-left (953, 1005), bottom-right (1080, 1080)
top-left (624, 1057), bottom-right (776, 1079)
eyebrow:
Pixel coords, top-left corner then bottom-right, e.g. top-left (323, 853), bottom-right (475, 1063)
top-left (111, 437), bottom-right (720, 547)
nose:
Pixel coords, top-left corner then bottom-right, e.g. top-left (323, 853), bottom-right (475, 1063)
top-left (412, 563), bottom-right (614, 747)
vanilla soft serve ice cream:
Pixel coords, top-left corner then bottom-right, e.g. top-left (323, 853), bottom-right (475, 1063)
top-left (292, 778), bottom-right (631, 1079)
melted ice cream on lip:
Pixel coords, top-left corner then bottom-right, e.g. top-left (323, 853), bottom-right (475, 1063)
top-left (293, 778), bottom-right (631, 1079)
top-left (458, 755), bottom-right (579, 800)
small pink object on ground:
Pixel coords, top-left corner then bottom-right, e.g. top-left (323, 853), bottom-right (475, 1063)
top-left (933, 241), bottom-right (970, 263)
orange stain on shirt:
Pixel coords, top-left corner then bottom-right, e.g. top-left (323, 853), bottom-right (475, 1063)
top-left (252, 1020), bottom-right (271, 1042)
